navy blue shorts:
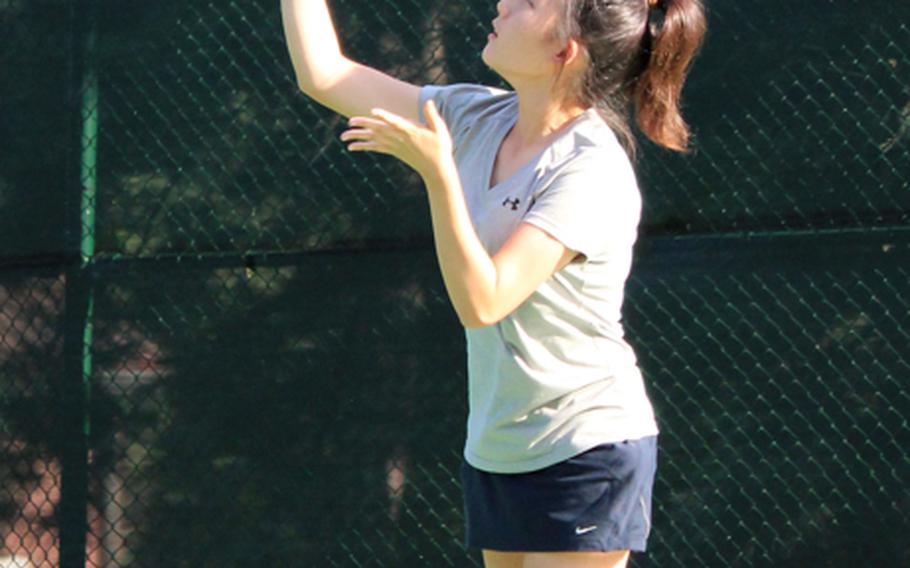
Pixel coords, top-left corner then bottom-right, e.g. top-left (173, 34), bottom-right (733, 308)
top-left (461, 436), bottom-right (657, 553)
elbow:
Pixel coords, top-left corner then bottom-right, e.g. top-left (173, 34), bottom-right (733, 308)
top-left (293, 77), bottom-right (311, 95)
top-left (293, 57), bottom-right (351, 98)
top-left (457, 306), bottom-right (503, 329)
top-left (293, 74), bottom-right (325, 98)
top-left (295, 80), bottom-right (321, 101)
top-left (292, 76), bottom-right (337, 111)
top-left (460, 315), bottom-right (486, 329)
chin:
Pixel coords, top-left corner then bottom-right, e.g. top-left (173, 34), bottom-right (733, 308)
top-left (481, 45), bottom-right (493, 67)
top-left (481, 48), bottom-right (503, 75)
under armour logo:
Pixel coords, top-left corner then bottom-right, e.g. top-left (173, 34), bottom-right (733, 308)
top-left (502, 197), bottom-right (521, 211)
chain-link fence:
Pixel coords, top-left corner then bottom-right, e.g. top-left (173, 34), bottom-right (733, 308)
top-left (1, 0), bottom-right (908, 566)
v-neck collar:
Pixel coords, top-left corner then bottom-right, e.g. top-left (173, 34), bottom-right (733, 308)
top-left (484, 105), bottom-right (520, 192)
top-left (484, 101), bottom-right (595, 193)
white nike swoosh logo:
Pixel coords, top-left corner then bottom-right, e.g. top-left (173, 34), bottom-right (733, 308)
top-left (575, 525), bottom-right (598, 535)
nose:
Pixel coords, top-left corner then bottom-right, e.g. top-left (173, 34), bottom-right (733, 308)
top-left (496, 0), bottom-right (506, 16)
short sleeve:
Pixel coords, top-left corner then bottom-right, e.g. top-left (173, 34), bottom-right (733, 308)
top-left (418, 83), bottom-right (509, 150)
top-left (522, 152), bottom-right (642, 261)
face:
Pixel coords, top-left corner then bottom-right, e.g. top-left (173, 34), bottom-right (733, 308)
top-left (482, 0), bottom-right (569, 85)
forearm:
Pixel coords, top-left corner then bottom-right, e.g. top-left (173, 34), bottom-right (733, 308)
top-left (340, 103), bottom-right (566, 325)
top-left (280, 0), bottom-right (351, 92)
top-left (424, 164), bottom-right (499, 328)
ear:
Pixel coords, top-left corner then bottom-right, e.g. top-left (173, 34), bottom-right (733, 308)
top-left (555, 37), bottom-right (584, 67)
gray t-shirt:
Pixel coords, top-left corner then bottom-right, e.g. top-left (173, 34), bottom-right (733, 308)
top-left (419, 83), bottom-right (659, 474)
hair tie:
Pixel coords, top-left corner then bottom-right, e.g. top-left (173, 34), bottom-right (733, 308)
top-left (646, 0), bottom-right (667, 37)
top-left (643, 0), bottom-right (664, 58)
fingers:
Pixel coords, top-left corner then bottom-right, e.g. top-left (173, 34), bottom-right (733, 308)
top-left (342, 110), bottom-right (409, 153)
top-left (423, 100), bottom-right (442, 132)
top-left (342, 111), bottom-right (405, 146)
top-left (342, 133), bottom-right (380, 153)
top-left (340, 124), bottom-right (390, 154)
top-left (346, 141), bottom-right (381, 153)
top-left (340, 114), bottom-right (385, 152)
top-left (346, 108), bottom-right (420, 138)
top-left (339, 128), bottom-right (372, 143)
top-left (341, 108), bottom-right (434, 162)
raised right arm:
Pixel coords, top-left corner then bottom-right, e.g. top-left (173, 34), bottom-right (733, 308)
top-left (281, 0), bottom-right (422, 123)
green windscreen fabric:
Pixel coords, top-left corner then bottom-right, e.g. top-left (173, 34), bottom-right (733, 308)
top-left (638, 4), bottom-right (910, 233)
top-left (0, 2), bottom-right (71, 256)
top-left (0, 0), bottom-right (908, 566)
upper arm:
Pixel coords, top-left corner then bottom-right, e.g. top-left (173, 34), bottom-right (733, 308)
top-left (469, 223), bottom-right (577, 328)
top-left (304, 59), bottom-right (422, 123)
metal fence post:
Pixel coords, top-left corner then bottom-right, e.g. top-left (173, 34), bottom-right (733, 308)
top-left (60, 0), bottom-right (98, 565)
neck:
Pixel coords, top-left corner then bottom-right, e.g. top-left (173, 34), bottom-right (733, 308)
top-left (510, 80), bottom-right (587, 149)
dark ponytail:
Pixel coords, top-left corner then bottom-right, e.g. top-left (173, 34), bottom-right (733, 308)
top-left (557, 0), bottom-right (706, 157)
top-left (633, 0), bottom-right (706, 152)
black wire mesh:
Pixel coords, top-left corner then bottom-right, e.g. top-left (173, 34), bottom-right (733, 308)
top-left (0, 270), bottom-right (66, 567)
top-left (1, 0), bottom-right (908, 566)
top-left (88, 253), bottom-right (468, 567)
top-left (637, 6), bottom-right (910, 234)
top-left (627, 253), bottom-right (910, 567)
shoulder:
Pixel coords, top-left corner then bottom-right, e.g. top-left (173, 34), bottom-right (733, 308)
top-left (422, 82), bottom-right (512, 106)
top-left (536, 115), bottom-right (641, 210)
top-left (563, 112), bottom-right (635, 177)
top-left (419, 83), bottom-right (515, 126)
top-left (522, 115), bottom-right (643, 259)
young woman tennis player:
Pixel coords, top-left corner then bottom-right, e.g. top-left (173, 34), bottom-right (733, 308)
top-left (282, 0), bottom-right (705, 566)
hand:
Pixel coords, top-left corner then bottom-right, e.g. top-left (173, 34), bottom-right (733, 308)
top-left (340, 100), bottom-right (454, 181)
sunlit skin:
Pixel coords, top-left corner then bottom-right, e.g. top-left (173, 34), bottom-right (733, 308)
top-left (338, 0), bottom-right (589, 205)
top-left (337, 0), bottom-right (593, 331)
top-left (341, 0), bottom-right (590, 174)
top-left (482, 0), bottom-right (588, 144)
top-left (280, 0), bottom-right (656, 563)
top-left (339, 1), bottom-right (634, 567)
top-left (484, 549), bottom-right (631, 568)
